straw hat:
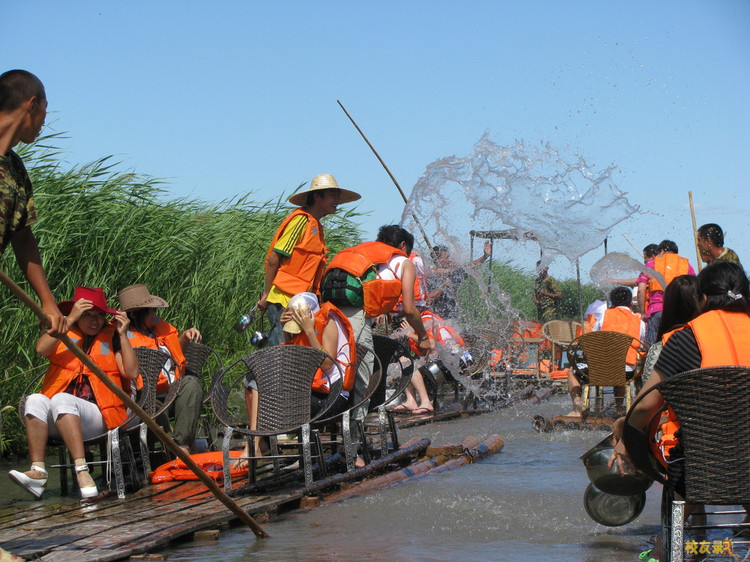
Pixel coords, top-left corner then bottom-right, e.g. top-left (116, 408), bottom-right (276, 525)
top-left (58, 286), bottom-right (118, 316)
top-left (287, 174), bottom-right (361, 207)
top-left (117, 284), bottom-right (169, 311)
top-left (282, 292), bottom-right (320, 334)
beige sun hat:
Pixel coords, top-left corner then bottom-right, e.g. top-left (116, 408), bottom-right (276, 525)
top-left (282, 292), bottom-right (320, 334)
top-left (287, 173), bottom-right (361, 207)
top-left (118, 284), bottom-right (169, 311)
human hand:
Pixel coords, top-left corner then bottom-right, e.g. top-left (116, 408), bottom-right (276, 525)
top-left (43, 301), bottom-right (67, 337)
top-left (112, 310), bottom-right (130, 335)
top-left (182, 328), bottom-right (202, 342)
top-left (483, 240), bottom-right (492, 257)
top-left (417, 336), bottom-right (431, 355)
top-left (256, 292), bottom-right (268, 311)
top-left (285, 306), bottom-right (314, 334)
top-left (68, 298), bottom-right (93, 325)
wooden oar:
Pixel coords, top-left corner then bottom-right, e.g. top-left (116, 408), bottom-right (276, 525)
top-left (688, 191), bottom-right (702, 272)
top-left (337, 100), bottom-right (433, 250)
top-left (0, 269), bottom-right (269, 538)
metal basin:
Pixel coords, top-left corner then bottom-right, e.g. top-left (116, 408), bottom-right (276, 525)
top-left (580, 434), bottom-right (654, 496)
top-left (583, 482), bottom-right (647, 527)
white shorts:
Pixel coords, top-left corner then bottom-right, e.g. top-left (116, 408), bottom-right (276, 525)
top-left (24, 393), bottom-right (108, 440)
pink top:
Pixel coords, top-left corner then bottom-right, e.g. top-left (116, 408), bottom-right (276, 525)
top-left (637, 258), bottom-right (696, 316)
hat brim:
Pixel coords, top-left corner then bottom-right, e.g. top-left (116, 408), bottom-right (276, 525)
top-left (122, 295), bottom-right (169, 311)
top-left (288, 188), bottom-right (361, 207)
top-left (58, 300), bottom-right (118, 316)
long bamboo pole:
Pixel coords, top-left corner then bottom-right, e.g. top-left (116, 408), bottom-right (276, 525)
top-left (0, 269), bottom-right (269, 538)
top-left (688, 191), bottom-right (702, 272)
top-left (336, 100), bottom-right (433, 250)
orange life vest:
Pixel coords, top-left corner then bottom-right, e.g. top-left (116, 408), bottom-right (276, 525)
top-left (326, 241), bottom-right (407, 317)
top-left (150, 450), bottom-right (247, 483)
top-left (288, 302), bottom-right (357, 393)
top-left (41, 325), bottom-right (130, 429)
top-left (601, 307), bottom-right (643, 365)
top-left (126, 321), bottom-right (186, 394)
top-left (646, 253), bottom-right (691, 294)
top-left (395, 251), bottom-right (430, 311)
top-left (265, 209), bottom-right (328, 297)
top-left (654, 310), bottom-right (750, 466)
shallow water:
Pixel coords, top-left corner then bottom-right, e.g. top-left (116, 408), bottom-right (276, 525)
top-left (162, 395), bottom-right (662, 561)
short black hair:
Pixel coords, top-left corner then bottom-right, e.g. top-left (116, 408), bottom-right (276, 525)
top-left (697, 223), bottom-right (724, 247)
top-left (609, 286), bottom-right (632, 308)
top-left (643, 244), bottom-right (659, 259)
top-left (0, 69), bottom-right (45, 113)
top-left (658, 240), bottom-right (678, 254)
top-left (377, 225), bottom-right (414, 254)
top-left (699, 261), bottom-right (750, 314)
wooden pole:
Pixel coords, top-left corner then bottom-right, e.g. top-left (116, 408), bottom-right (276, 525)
top-left (688, 191), bottom-right (702, 272)
top-left (337, 100), bottom-right (433, 250)
top-left (0, 269), bottom-right (269, 538)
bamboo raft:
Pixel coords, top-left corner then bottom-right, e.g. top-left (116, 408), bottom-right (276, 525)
top-left (0, 434), bottom-right (504, 561)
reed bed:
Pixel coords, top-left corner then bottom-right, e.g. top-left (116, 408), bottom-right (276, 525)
top-left (0, 137), bottom-right (364, 454)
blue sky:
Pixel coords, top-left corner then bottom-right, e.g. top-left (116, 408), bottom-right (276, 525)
top-left (4, 1), bottom-right (749, 282)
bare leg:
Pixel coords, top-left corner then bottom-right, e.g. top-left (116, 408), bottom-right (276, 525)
top-left (409, 371), bottom-right (434, 412)
top-left (54, 413), bottom-right (86, 459)
top-left (25, 415), bottom-right (50, 465)
top-left (566, 368), bottom-right (582, 417)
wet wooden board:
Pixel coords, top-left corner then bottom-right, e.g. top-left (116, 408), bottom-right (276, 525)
top-left (0, 480), bottom-right (302, 561)
top-left (532, 413), bottom-right (616, 432)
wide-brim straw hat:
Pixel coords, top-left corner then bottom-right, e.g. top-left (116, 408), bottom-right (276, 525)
top-left (288, 173), bottom-right (361, 207)
top-left (117, 284), bottom-right (169, 311)
top-left (283, 292), bottom-right (320, 334)
top-left (58, 286), bottom-right (118, 316)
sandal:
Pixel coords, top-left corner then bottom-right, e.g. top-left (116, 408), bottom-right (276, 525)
top-left (9, 464), bottom-right (48, 499)
top-left (76, 463), bottom-right (98, 499)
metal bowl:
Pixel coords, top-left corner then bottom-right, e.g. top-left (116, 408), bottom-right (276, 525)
top-left (580, 435), bottom-right (654, 496)
top-left (583, 483), bottom-right (647, 527)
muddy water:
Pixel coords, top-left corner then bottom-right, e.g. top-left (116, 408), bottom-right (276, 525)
top-left (162, 395), bottom-right (661, 561)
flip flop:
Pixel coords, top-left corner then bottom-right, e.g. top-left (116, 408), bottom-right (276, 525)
top-left (411, 407), bottom-right (434, 415)
top-left (392, 404), bottom-right (414, 414)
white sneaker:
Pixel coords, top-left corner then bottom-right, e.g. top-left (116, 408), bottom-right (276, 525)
top-left (9, 465), bottom-right (48, 499)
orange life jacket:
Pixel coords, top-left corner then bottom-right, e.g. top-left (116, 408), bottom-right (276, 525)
top-left (126, 321), bottom-right (186, 394)
top-left (266, 209), bottom-right (328, 296)
top-left (654, 310), bottom-right (750, 465)
top-left (41, 325), bottom-right (130, 429)
top-left (601, 307), bottom-right (643, 365)
top-left (396, 251), bottom-right (430, 311)
top-left (288, 302), bottom-right (357, 393)
top-left (326, 241), bottom-right (407, 317)
top-left (150, 450), bottom-right (247, 483)
top-left (646, 253), bottom-right (691, 294)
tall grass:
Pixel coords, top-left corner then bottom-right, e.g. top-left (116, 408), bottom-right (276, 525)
top-left (0, 137), bottom-right (365, 456)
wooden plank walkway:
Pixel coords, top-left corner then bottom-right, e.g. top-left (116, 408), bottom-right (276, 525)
top-left (0, 480), bottom-right (304, 561)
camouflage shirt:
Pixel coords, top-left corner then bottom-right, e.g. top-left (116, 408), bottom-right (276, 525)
top-left (0, 150), bottom-right (36, 255)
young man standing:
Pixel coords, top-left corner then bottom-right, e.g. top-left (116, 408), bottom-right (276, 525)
top-left (257, 173), bottom-right (360, 346)
top-left (0, 69), bottom-right (65, 335)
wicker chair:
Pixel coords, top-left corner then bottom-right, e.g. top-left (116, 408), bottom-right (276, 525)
top-left (212, 345), bottom-right (341, 489)
top-left (542, 320), bottom-right (584, 369)
top-left (623, 366), bottom-right (750, 561)
top-left (131, 347), bottom-right (184, 478)
top-left (369, 334), bottom-right (414, 458)
top-left (569, 330), bottom-right (644, 414)
top-left (313, 343), bottom-right (381, 472)
top-left (18, 365), bottom-right (154, 499)
top-left (183, 341), bottom-right (224, 449)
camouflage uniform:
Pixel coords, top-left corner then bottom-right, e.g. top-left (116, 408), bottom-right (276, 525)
top-left (534, 275), bottom-right (560, 322)
top-left (0, 149), bottom-right (36, 255)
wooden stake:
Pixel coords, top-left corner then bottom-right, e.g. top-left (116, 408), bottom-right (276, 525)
top-left (688, 191), bottom-right (702, 272)
top-left (0, 269), bottom-right (269, 538)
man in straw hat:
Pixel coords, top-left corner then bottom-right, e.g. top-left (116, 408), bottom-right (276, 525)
top-left (257, 173), bottom-right (360, 346)
top-left (0, 69), bottom-right (65, 335)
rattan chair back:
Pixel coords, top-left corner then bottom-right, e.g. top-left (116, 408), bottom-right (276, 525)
top-left (542, 320), bottom-right (583, 346)
top-left (575, 330), bottom-right (639, 386)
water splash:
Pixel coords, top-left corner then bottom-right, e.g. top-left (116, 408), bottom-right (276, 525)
top-left (589, 252), bottom-right (666, 292)
top-left (401, 133), bottom-right (640, 266)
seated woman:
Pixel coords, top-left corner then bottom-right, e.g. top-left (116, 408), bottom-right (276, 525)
top-left (9, 286), bottom-right (138, 499)
top-left (117, 284), bottom-right (203, 455)
top-left (234, 292), bottom-right (356, 468)
top-left (609, 261), bottom-right (750, 561)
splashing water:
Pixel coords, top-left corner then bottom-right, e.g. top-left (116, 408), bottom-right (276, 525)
top-left (401, 133), bottom-right (640, 266)
top-left (589, 252), bottom-right (666, 293)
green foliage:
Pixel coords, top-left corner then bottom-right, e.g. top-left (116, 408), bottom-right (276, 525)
top-left (0, 137), bottom-right (365, 456)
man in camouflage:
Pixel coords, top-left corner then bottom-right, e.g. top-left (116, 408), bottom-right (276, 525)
top-left (0, 69), bottom-right (65, 334)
